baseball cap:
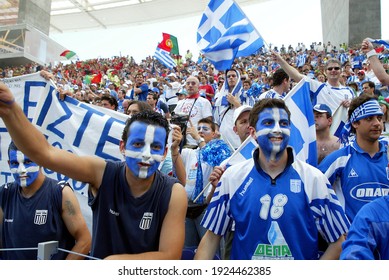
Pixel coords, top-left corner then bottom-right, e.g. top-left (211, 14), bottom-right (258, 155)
top-left (168, 73), bottom-right (177, 78)
top-left (233, 105), bottom-right (252, 125)
top-left (313, 104), bottom-right (332, 115)
top-left (358, 70), bottom-right (365, 75)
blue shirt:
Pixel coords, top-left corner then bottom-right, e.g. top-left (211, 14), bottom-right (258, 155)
top-left (318, 140), bottom-right (389, 222)
top-left (341, 195), bottom-right (389, 260)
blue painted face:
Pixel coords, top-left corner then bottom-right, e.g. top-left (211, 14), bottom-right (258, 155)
top-left (255, 108), bottom-right (290, 161)
top-left (124, 121), bottom-right (167, 179)
top-left (9, 150), bottom-right (40, 187)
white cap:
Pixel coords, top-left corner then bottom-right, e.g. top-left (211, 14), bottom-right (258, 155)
top-left (233, 105), bottom-right (252, 125)
top-left (168, 73), bottom-right (177, 78)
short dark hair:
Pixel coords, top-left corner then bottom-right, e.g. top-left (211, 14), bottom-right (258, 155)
top-left (272, 68), bottom-right (289, 86)
top-left (121, 111), bottom-right (170, 146)
top-left (126, 100), bottom-right (153, 114)
top-left (249, 98), bottom-right (291, 128)
top-left (362, 81), bottom-right (375, 89)
top-left (101, 94), bottom-right (118, 110)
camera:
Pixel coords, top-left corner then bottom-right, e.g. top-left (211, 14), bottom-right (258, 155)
top-left (170, 112), bottom-right (189, 132)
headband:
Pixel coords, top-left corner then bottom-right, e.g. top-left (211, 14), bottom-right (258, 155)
top-left (340, 99), bottom-right (383, 144)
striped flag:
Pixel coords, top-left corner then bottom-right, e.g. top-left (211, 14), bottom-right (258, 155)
top-left (197, 0), bottom-right (264, 70)
top-left (60, 50), bottom-right (77, 60)
top-left (284, 79), bottom-right (317, 166)
top-left (154, 47), bottom-right (177, 69)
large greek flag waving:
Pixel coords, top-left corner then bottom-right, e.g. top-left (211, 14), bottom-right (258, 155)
top-left (197, 0), bottom-right (264, 70)
top-left (284, 80), bottom-right (317, 167)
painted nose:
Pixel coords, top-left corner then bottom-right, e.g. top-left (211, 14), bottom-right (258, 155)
top-left (142, 146), bottom-right (151, 161)
top-left (272, 122), bottom-right (282, 133)
top-left (17, 162), bottom-right (27, 174)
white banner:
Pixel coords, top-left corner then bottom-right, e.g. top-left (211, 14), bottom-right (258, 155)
top-left (0, 73), bottom-right (128, 196)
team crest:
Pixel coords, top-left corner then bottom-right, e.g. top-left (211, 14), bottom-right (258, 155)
top-left (348, 168), bottom-right (358, 178)
top-left (290, 179), bottom-right (301, 193)
top-left (34, 210), bottom-right (48, 225)
top-left (139, 212), bottom-right (153, 230)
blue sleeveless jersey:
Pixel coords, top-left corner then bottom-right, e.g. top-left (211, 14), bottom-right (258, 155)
top-left (341, 195), bottom-right (389, 260)
top-left (0, 178), bottom-right (74, 260)
top-left (201, 148), bottom-right (350, 260)
top-left (89, 160), bottom-right (177, 259)
top-left (318, 140), bottom-right (389, 222)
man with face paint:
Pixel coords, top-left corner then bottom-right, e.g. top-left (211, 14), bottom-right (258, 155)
top-left (195, 98), bottom-right (350, 260)
top-left (0, 79), bottom-right (187, 260)
top-left (0, 142), bottom-right (91, 260)
top-left (171, 118), bottom-right (217, 250)
top-left (318, 95), bottom-right (389, 223)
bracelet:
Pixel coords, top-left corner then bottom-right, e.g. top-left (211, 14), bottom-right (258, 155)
top-left (366, 49), bottom-right (377, 59)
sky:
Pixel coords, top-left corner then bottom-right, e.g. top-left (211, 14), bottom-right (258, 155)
top-left (49, 0), bottom-right (389, 63)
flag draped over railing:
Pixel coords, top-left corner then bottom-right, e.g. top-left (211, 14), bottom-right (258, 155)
top-left (197, 0), bottom-right (264, 70)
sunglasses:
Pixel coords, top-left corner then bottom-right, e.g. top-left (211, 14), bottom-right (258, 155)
top-left (327, 67), bottom-right (340, 71)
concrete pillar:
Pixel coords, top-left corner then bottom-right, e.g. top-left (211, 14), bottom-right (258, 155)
top-left (321, 0), bottom-right (381, 49)
top-left (17, 0), bottom-right (52, 35)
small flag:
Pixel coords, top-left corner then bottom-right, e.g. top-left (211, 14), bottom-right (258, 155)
top-left (223, 135), bottom-right (258, 168)
top-left (154, 47), bottom-right (177, 69)
top-left (158, 33), bottom-right (179, 55)
top-left (284, 79), bottom-right (317, 166)
top-left (60, 50), bottom-right (77, 60)
top-left (197, 0), bottom-right (264, 70)
top-left (330, 105), bottom-right (348, 141)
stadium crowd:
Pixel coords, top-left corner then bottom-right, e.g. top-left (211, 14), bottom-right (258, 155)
top-left (1, 38), bottom-right (389, 260)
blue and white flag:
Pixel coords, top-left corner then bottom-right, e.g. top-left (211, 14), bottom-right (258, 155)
top-left (330, 105), bottom-right (348, 141)
top-left (284, 80), bottom-right (317, 166)
top-left (223, 135), bottom-right (258, 168)
top-left (154, 47), bottom-right (176, 69)
top-left (368, 38), bottom-right (389, 49)
top-left (197, 0), bottom-right (264, 70)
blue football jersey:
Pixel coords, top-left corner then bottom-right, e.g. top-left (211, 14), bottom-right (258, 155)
top-left (202, 148), bottom-right (350, 260)
top-left (318, 140), bottom-right (389, 222)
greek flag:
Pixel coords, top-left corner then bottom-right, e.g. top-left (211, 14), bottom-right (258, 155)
top-left (330, 105), bottom-right (348, 140)
top-left (284, 80), bottom-right (317, 166)
top-left (368, 38), bottom-right (389, 49)
top-left (154, 47), bottom-right (176, 69)
top-left (197, 0), bottom-right (264, 70)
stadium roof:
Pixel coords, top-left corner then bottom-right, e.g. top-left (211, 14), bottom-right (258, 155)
top-left (0, 0), bottom-right (268, 34)
top-left (49, 0), bottom-right (268, 34)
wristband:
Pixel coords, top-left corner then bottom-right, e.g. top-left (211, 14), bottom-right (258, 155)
top-left (366, 49), bottom-right (377, 59)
